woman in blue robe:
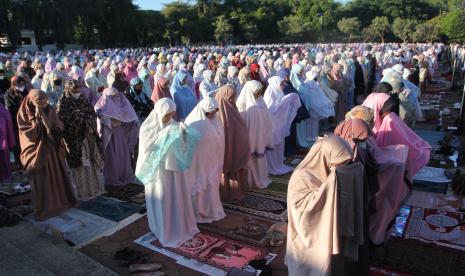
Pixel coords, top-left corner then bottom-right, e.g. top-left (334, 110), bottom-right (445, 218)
top-left (170, 71), bottom-right (197, 121)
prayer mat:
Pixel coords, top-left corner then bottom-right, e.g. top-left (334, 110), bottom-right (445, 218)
top-left (102, 183), bottom-right (145, 205)
top-left (135, 231), bottom-right (269, 273)
top-left (407, 191), bottom-right (465, 212)
top-left (26, 208), bottom-right (117, 246)
top-left (267, 173), bottom-right (291, 194)
top-left (77, 196), bottom-right (144, 222)
top-left (370, 238), bottom-right (465, 276)
top-left (415, 130), bottom-right (444, 148)
top-left (403, 207), bottom-right (465, 251)
top-left (198, 210), bottom-right (275, 246)
top-left (413, 166), bottom-right (450, 194)
top-left (223, 190), bottom-right (287, 222)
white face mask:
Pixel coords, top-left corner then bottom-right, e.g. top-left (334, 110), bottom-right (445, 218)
top-left (72, 93), bottom-right (81, 99)
top-left (15, 85), bottom-right (25, 92)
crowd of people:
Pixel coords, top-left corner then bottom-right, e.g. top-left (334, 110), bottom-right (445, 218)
top-left (0, 42), bottom-right (447, 275)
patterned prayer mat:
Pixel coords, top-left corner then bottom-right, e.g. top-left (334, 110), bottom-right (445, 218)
top-left (370, 238), bottom-right (465, 276)
top-left (102, 183), bottom-right (145, 205)
top-left (223, 190), bottom-right (287, 222)
top-left (78, 196), bottom-right (144, 222)
top-left (135, 231), bottom-right (268, 273)
top-left (198, 210), bottom-right (275, 246)
top-left (407, 191), bottom-right (465, 212)
top-left (403, 207), bottom-right (465, 251)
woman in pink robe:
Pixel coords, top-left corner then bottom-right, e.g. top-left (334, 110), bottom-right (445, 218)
top-left (362, 93), bottom-right (431, 244)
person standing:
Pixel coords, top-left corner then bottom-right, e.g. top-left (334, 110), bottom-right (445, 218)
top-left (17, 89), bottom-right (77, 220)
top-left (57, 80), bottom-right (105, 200)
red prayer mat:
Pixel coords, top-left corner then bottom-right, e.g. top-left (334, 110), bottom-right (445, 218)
top-left (403, 207), bottom-right (465, 250)
top-left (138, 231), bottom-right (268, 272)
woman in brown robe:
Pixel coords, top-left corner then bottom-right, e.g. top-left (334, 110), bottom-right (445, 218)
top-left (17, 89), bottom-right (77, 220)
top-left (286, 135), bottom-right (363, 276)
top-left (327, 63), bottom-right (350, 122)
top-left (215, 84), bottom-right (250, 202)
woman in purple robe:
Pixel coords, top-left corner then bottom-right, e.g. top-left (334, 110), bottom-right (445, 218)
top-left (94, 87), bottom-right (139, 187)
top-left (0, 104), bottom-right (15, 181)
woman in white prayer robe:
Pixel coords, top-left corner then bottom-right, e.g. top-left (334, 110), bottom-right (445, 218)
top-left (263, 76), bottom-right (301, 175)
top-left (185, 97), bottom-right (226, 223)
top-left (135, 98), bottom-right (200, 247)
top-left (290, 64), bottom-right (334, 147)
top-left (199, 70), bottom-right (218, 99)
top-left (236, 80), bottom-right (273, 188)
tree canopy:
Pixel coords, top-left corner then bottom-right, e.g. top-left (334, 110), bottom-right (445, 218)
top-left (0, 0), bottom-right (464, 49)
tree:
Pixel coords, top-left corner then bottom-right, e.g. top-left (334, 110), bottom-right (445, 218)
top-left (278, 0), bottom-right (340, 41)
top-left (413, 22), bottom-right (440, 42)
top-left (392, 17), bottom-right (418, 43)
top-left (214, 15), bottom-right (233, 44)
top-left (366, 16), bottom-right (390, 43)
top-left (439, 10), bottom-right (465, 42)
top-left (337, 17), bottom-right (361, 41)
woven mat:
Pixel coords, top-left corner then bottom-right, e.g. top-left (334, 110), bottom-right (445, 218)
top-left (199, 210), bottom-right (276, 246)
top-left (223, 190), bottom-right (287, 222)
top-left (403, 207), bottom-right (465, 251)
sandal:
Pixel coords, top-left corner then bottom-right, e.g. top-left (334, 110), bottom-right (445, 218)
top-left (129, 263), bottom-right (162, 273)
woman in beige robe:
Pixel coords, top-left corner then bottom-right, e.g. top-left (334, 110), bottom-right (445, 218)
top-left (17, 89), bottom-right (77, 220)
top-left (285, 135), bottom-right (353, 276)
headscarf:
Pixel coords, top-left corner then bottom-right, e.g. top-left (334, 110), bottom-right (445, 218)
top-left (199, 70), bottom-right (218, 99)
top-left (151, 77), bottom-right (172, 103)
top-left (135, 98), bottom-right (199, 184)
top-left (128, 77), bottom-right (149, 106)
top-left (373, 82), bottom-right (393, 94)
top-left (123, 62), bottom-right (138, 82)
top-left (94, 87), bottom-right (138, 123)
top-left (329, 63), bottom-right (343, 81)
top-left (289, 64), bottom-right (305, 92)
top-left (215, 84), bottom-right (249, 172)
top-left (362, 92), bottom-right (391, 133)
top-left (17, 89), bottom-right (64, 172)
top-left (236, 80), bottom-right (273, 155)
top-left (170, 71), bottom-right (197, 121)
top-left (334, 118), bottom-right (371, 151)
top-left (250, 63), bottom-right (261, 81)
top-left (238, 67), bottom-right (251, 86)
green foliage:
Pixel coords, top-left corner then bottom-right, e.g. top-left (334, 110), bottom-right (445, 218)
top-left (413, 22), bottom-right (440, 42)
top-left (439, 10), bottom-right (465, 42)
top-left (365, 16), bottom-right (391, 43)
top-left (214, 15), bottom-right (233, 44)
top-left (1, 0), bottom-right (463, 48)
top-left (337, 17), bottom-right (361, 41)
top-left (392, 18), bottom-right (418, 43)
